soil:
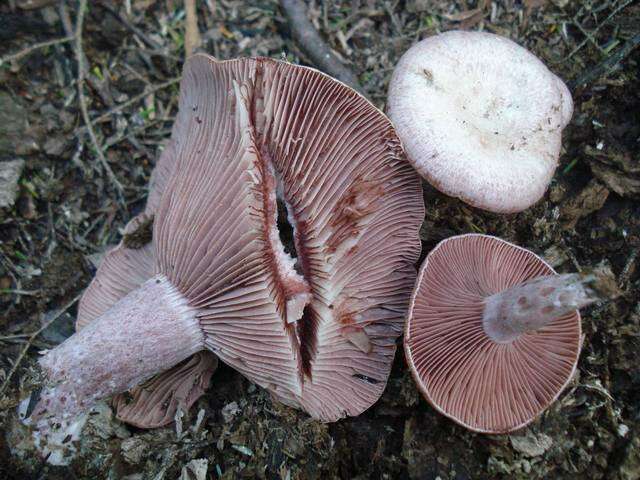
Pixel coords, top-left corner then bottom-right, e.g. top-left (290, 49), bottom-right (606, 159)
top-left (0, 1), bottom-right (638, 479)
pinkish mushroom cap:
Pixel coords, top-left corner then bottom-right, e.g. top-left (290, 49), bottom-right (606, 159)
top-left (387, 31), bottom-right (573, 213)
top-left (405, 234), bottom-right (594, 433)
top-left (35, 54), bottom-right (424, 424)
top-left (112, 351), bottom-right (216, 428)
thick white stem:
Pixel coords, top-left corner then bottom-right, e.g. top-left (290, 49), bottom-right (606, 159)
top-left (34, 275), bottom-right (204, 421)
top-left (482, 273), bottom-right (597, 343)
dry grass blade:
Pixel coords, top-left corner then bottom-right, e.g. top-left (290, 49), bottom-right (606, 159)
top-left (561, 0), bottom-right (636, 62)
top-left (75, 77), bottom-right (181, 134)
top-left (569, 33), bottom-right (640, 90)
top-left (99, 1), bottom-right (163, 50)
top-left (0, 36), bottom-right (74, 66)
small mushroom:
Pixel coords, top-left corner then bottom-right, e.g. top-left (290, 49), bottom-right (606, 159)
top-left (387, 31), bottom-right (573, 213)
top-left (405, 234), bottom-right (597, 433)
top-left (35, 54), bottom-right (424, 424)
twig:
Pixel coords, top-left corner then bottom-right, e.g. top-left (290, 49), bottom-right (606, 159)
top-left (0, 289), bottom-right (39, 296)
top-left (99, 1), bottom-right (163, 50)
top-left (279, 0), bottom-right (364, 95)
top-left (58, 0), bottom-right (74, 34)
top-left (619, 248), bottom-right (638, 289)
top-left (0, 36), bottom-right (74, 67)
top-left (560, 0), bottom-right (635, 62)
top-left (184, 0), bottom-right (201, 57)
top-left (569, 33), bottom-right (640, 90)
top-left (74, 0), bottom-right (125, 197)
top-left (76, 77), bottom-right (180, 133)
top-left (572, 14), bottom-right (606, 55)
top-left (0, 294), bottom-right (81, 397)
top-left (0, 333), bottom-right (30, 340)
top-left (93, 79), bottom-right (179, 124)
top-left (102, 117), bottom-right (172, 151)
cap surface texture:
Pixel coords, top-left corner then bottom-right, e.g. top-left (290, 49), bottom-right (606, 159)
top-left (387, 31), bottom-right (573, 213)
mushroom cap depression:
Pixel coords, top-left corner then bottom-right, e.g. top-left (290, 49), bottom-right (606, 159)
top-left (405, 234), bottom-right (581, 433)
top-left (77, 144), bottom-right (217, 428)
top-left (150, 54), bottom-right (423, 421)
top-left (387, 31), bottom-right (573, 213)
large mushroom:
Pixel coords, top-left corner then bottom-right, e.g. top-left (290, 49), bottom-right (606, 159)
top-left (35, 55), bottom-right (424, 424)
top-left (387, 31), bottom-right (573, 213)
top-left (405, 234), bottom-right (597, 433)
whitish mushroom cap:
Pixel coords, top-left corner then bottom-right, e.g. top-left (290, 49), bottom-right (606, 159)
top-left (153, 54), bottom-right (424, 421)
top-left (405, 234), bottom-right (581, 433)
top-left (387, 31), bottom-right (574, 213)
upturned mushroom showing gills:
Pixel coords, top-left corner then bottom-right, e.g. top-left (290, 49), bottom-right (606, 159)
top-left (387, 31), bottom-right (573, 213)
top-left (405, 234), bottom-right (598, 433)
top-left (34, 55), bottom-right (424, 424)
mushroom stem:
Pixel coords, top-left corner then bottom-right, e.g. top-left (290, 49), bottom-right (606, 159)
top-left (482, 273), bottom-right (598, 343)
top-left (34, 275), bottom-right (204, 421)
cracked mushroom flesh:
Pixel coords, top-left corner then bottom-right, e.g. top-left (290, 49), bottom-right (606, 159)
top-left (405, 234), bottom-right (596, 433)
top-left (387, 30), bottom-right (573, 213)
top-left (35, 54), bottom-right (424, 423)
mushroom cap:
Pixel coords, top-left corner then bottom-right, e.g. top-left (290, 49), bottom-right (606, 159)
top-left (405, 234), bottom-right (581, 433)
top-left (77, 215), bottom-right (155, 328)
top-left (112, 351), bottom-right (216, 428)
top-left (154, 54), bottom-right (424, 421)
top-left (387, 31), bottom-right (573, 213)
top-left (146, 138), bottom-right (177, 215)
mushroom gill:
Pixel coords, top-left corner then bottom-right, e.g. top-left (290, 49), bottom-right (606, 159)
top-left (36, 55), bottom-right (424, 423)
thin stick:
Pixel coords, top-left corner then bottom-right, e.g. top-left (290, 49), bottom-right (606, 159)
top-left (569, 33), bottom-right (640, 90)
top-left (279, 0), bottom-right (364, 95)
top-left (572, 14), bottom-right (606, 55)
top-left (0, 289), bottom-right (39, 296)
top-left (86, 77), bottom-right (180, 129)
top-left (184, 0), bottom-right (201, 57)
top-left (0, 333), bottom-right (30, 340)
top-left (0, 36), bottom-right (74, 67)
top-left (0, 294), bottom-right (81, 397)
top-left (99, 1), bottom-right (163, 50)
top-left (561, 0), bottom-right (635, 62)
top-left (74, 0), bottom-right (125, 197)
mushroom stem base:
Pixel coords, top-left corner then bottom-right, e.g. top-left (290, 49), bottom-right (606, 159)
top-left (34, 275), bottom-right (204, 421)
top-left (482, 273), bottom-right (596, 343)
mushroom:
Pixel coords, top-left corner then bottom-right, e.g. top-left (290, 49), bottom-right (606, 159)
top-left (35, 54), bottom-right (424, 424)
top-left (405, 234), bottom-right (597, 433)
top-left (387, 31), bottom-right (573, 213)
